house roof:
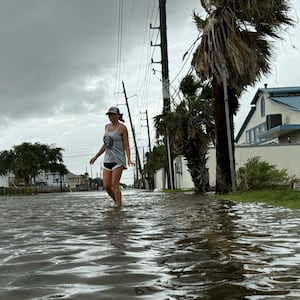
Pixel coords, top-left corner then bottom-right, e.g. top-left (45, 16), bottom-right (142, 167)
top-left (250, 86), bottom-right (300, 105)
top-left (65, 171), bottom-right (81, 179)
top-left (236, 86), bottom-right (300, 143)
top-left (271, 96), bottom-right (300, 111)
top-left (260, 124), bottom-right (300, 140)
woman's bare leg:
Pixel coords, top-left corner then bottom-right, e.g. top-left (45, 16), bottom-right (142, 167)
top-left (111, 166), bottom-right (124, 207)
top-left (102, 169), bottom-right (115, 203)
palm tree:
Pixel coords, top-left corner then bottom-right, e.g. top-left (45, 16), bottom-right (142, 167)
top-left (154, 74), bottom-right (215, 192)
top-left (191, 0), bottom-right (294, 193)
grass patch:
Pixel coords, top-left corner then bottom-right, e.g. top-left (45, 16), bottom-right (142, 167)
top-left (217, 190), bottom-right (300, 209)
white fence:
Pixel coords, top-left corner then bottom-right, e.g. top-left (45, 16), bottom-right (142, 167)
top-left (207, 143), bottom-right (300, 187)
top-left (154, 143), bottom-right (300, 190)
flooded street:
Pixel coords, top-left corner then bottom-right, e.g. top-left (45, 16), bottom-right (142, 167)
top-left (0, 190), bottom-right (299, 300)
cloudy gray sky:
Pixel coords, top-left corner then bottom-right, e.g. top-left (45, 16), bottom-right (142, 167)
top-left (0, 0), bottom-right (299, 184)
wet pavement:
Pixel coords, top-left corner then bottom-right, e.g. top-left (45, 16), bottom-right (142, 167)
top-left (0, 190), bottom-right (299, 299)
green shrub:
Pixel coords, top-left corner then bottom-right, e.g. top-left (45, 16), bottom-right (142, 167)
top-left (23, 187), bottom-right (33, 195)
top-left (237, 156), bottom-right (289, 192)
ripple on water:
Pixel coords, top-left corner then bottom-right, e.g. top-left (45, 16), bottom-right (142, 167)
top-left (0, 191), bottom-right (299, 299)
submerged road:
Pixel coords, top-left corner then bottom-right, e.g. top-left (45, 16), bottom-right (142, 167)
top-left (0, 190), bottom-right (299, 299)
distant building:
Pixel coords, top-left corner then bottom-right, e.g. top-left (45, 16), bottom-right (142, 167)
top-left (65, 172), bottom-right (89, 191)
top-left (0, 175), bottom-right (9, 188)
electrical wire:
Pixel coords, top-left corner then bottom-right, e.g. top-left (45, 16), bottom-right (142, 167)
top-left (114, 0), bottom-right (124, 102)
top-left (170, 33), bottom-right (201, 85)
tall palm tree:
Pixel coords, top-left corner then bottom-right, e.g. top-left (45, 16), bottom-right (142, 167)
top-left (191, 0), bottom-right (294, 193)
top-left (154, 74), bottom-right (215, 192)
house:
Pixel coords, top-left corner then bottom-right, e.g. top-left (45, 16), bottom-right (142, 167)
top-left (155, 86), bottom-right (300, 190)
top-left (207, 85), bottom-right (300, 188)
top-left (236, 86), bottom-right (300, 145)
top-left (35, 171), bottom-right (89, 191)
top-left (35, 171), bottom-right (66, 187)
top-left (65, 172), bottom-right (89, 191)
top-left (0, 175), bottom-right (9, 188)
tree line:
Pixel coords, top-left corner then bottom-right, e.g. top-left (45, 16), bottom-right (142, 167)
top-left (0, 142), bottom-right (68, 186)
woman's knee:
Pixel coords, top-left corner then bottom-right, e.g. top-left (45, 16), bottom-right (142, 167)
top-left (111, 183), bottom-right (120, 191)
top-left (103, 182), bottom-right (112, 191)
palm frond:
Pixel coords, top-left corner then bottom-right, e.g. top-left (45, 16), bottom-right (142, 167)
top-left (192, 0), bottom-right (294, 94)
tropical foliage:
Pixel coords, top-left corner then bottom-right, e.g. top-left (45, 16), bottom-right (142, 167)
top-left (143, 144), bottom-right (166, 189)
top-left (153, 74), bottom-right (215, 192)
top-left (0, 142), bottom-right (68, 185)
top-left (191, 0), bottom-right (294, 193)
top-left (192, 0), bottom-right (294, 94)
top-left (236, 156), bottom-right (289, 191)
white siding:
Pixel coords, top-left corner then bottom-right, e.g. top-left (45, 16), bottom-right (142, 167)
top-left (207, 144), bottom-right (300, 186)
top-left (154, 144), bottom-right (300, 190)
top-left (174, 156), bottom-right (194, 189)
top-left (0, 175), bottom-right (9, 187)
top-left (237, 90), bottom-right (300, 145)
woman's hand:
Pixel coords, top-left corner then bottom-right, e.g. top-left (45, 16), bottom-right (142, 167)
top-left (89, 156), bottom-right (97, 165)
top-left (90, 145), bottom-right (105, 165)
top-left (128, 159), bottom-right (135, 166)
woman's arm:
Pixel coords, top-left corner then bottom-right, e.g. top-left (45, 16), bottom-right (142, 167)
top-left (89, 144), bottom-right (105, 165)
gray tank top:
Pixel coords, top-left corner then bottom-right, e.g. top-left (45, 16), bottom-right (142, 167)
top-left (103, 124), bottom-right (127, 168)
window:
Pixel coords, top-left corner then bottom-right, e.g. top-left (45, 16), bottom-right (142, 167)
top-left (246, 122), bottom-right (267, 145)
top-left (246, 131), bottom-right (250, 144)
top-left (255, 127), bottom-right (260, 143)
top-left (261, 96), bottom-right (265, 117)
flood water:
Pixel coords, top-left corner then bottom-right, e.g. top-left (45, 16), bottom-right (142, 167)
top-left (0, 190), bottom-right (299, 300)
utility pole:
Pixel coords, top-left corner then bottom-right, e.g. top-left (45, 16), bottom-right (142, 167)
top-left (140, 110), bottom-right (152, 153)
top-left (122, 81), bottom-right (146, 189)
top-left (222, 65), bottom-right (236, 192)
top-left (158, 0), bottom-right (174, 189)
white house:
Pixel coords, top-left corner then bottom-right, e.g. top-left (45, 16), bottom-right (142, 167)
top-left (35, 171), bottom-right (88, 190)
top-left (35, 171), bottom-right (66, 187)
top-left (155, 86), bottom-right (300, 190)
top-left (230, 85), bottom-right (300, 189)
top-left (0, 175), bottom-right (9, 188)
top-left (236, 85), bottom-right (300, 145)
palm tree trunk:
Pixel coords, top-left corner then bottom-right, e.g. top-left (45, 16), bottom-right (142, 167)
top-left (214, 80), bottom-right (236, 193)
top-left (187, 153), bottom-right (210, 193)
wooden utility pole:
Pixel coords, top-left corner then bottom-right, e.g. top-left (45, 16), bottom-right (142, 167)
top-left (141, 110), bottom-right (152, 153)
top-left (122, 81), bottom-right (146, 189)
top-left (222, 65), bottom-right (236, 192)
top-left (159, 0), bottom-right (174, 189)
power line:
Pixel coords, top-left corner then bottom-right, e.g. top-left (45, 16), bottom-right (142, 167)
top-left (170, 33), bottom-right (201, 85)
top-left (114, 0), bottom-right (124, 100)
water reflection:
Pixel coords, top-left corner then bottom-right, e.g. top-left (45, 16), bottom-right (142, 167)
top-left (0, 190), bottom-right (299, 299)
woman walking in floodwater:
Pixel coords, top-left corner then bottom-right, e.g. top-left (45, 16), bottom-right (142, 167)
top-left (89, 106), bottom-right (134, 207)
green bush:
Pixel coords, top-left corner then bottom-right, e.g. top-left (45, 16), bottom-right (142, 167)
top-left (237, 156), bottom-right (289, 192)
